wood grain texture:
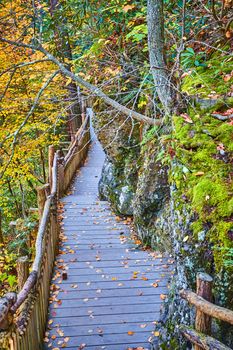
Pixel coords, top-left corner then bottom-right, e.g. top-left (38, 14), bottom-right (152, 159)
top-left (45, 132), bottom-right (172, 350)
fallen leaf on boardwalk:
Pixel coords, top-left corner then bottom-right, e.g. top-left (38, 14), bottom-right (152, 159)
top-left (98, 328), bottom-right (103, 336)
top-left (48, 320), bottom-right (53, 325)
top-left (52, 348), bottom-right (59, 350)
top-left (111, 277), bottom-right (117, 280)
top-left (96, 255), bottom-right (101, 261)
top-left (78, 344), bottom-right (86, 350)
top-left (160, 294), bottom-right (167, 300)
top-left (127, 331), bottom-right (135, 335)
top-left (152, 283), bottom-right (158, 288)
top-left (57, 329), bottom-right (64, 336)
top-left (140, 324), bottom-right (147, 328)
top-left (51, 335), bottom-right (56, 340)
top-left (83, 298), bottom-right (89, 302)
top-left (154, 331), bottom-right (160, 337)
top-left (96, 289), bottom-right (102, 293)
top-left (141, 276), bottom-right (148, 281)
top-left (64, 337), bottom-right (69, 342)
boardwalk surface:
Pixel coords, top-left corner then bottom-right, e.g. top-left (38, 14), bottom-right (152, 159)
top-left (44, 133), bottom-right (172, 350)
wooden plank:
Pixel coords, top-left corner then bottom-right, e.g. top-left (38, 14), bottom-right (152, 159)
top-left (48, 321), bottom-right (155, 337)
top-left (51, 271), bottom-right (170, 284)
top-left (48, 312), bottom-right (160, 327)
top-left (45, 343), bottom-right (150, 350)
top-left (47, 331), bottom-right (152, 348)
top-left (50, 295), bottom-right (164, 308)
top-left (54, 264), bottom-right (173, 275)
top-left (53, 280), bottom-right (168, 291)
top-left (49, 303), bottom-right (161, 317)
top-left (55, 259), bottom-right (163, 268)
top-left (56, 286), bottom-right (169, 299)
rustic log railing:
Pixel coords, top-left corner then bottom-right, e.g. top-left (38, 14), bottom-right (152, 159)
top-left (0, 107), bottom-right (91, 350)
top-left (180, 272), bottom-right (233, 350)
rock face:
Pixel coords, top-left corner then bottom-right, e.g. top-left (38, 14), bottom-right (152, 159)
top-left (133, 140), bottom-right (171, 251)
top-left (98, 158), bottom-right (135, 215)
top-left (94, 105), bottom-right (233, 348)
top-left (94, 112), bottom-right (140, 215)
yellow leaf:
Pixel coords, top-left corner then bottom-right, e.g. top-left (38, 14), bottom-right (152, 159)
top-left (127, 331), bottom-right (135, 335)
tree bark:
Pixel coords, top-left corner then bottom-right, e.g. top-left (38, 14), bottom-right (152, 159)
top-left (195, 273), bottom-right (213, 342)
top-left (180, 289), bottom-right (233, 325)
top-left (180, 325), bottom-right (232, 350)
top-left (147, 0), bottom-right (176, 113)
top-left (49, 0), bottom-right (82, 139)
top-left (17, 256), bottom-right (29, 291)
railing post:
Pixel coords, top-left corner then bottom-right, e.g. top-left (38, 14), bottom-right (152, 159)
top-left (48, 145), bottom-right (55, 189)
top-left (57, 150), bottom-right (65, 198)
top-left (195, 272), bottom-right (213, 350)
top-left (17, 256), bottom-right (29, 290)
top-left (37, 184), bottom-right (50, 221)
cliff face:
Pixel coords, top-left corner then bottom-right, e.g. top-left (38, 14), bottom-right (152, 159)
top-left (94, 96), bottom-right (233, 348)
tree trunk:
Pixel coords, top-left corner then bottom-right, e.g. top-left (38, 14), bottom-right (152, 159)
top-left (49, 0), bottom-right (82, 139)
top-left (147, 0), bottom-right (176, 113)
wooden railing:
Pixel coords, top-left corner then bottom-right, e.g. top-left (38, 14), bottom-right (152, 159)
top-left (0, 108), bottom-right (91, 350)
top-left (180, 272), bottom-right (233, 350)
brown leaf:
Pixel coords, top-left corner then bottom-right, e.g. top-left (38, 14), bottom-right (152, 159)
top-left (152, 283), bottom-right (158, 288)
top-left (181, 113), bottom-right (193, 123)
top-left (141, 276), bottom-right (148, 281)
top-left (127, 331), bottom-right (135, 335)
top-left (160, 294), bottom-right (167, 300)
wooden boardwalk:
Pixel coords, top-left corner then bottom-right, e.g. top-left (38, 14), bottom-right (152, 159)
top-left (44, 134), bottom-right (172, 350)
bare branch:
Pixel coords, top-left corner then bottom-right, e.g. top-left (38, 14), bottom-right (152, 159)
top-left (0, 38), bottom-right (159, 126)
top-left (0, 59), bottom-right (51, 78)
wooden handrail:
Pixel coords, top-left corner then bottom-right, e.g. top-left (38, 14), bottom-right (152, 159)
top-left (0, 103), bottom-right (91, 349)
top-left (180, 289), bottom-right (233, 325)
top-left (179, 325), bottom-right (232, 350)
top-left (180, 273), bottom-right (233, 350)
top-left (64, 114), bottom-right (90, 164)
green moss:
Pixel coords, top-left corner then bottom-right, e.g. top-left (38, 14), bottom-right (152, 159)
top-left (182, 53), bottom-right (233, 97)
top-left (192, 178), bottom-right (231, 217)
top-left (173, 92), bottom-right (233, 273)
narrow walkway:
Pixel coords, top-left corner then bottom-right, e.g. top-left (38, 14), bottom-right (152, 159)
top-left (44, 134), bottom-right (172, 350)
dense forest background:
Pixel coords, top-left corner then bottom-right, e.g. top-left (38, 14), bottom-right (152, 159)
top-left (0, 0), bottom-right (232, 348)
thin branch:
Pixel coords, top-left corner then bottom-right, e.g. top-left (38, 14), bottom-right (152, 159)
top-left (0, 70), bottom-right (60, 178)
top-left (0, 38), bottom-right (159, 126)
top-left (0, 59), bottom-right (52, 78)
top-left (0, 68), bottom-right (17, 102)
